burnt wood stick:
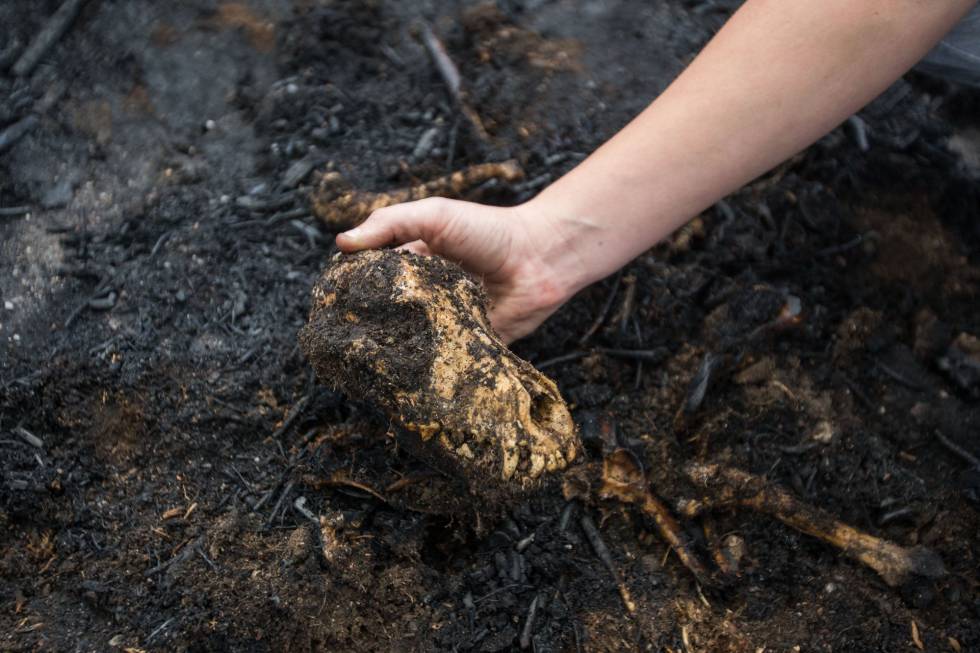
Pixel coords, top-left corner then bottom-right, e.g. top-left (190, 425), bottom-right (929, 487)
top-left (0, 115), bottom-right (39, 153)
top-left (579, 514), bottom-right (636, 613)
top-left (12, 0), bottom-right (86, 77)
top-left (419, 22), bottom-right (491, 145)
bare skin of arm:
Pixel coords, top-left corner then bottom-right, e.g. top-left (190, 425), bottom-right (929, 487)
top-left (337, 0), bottom-right (976, 343)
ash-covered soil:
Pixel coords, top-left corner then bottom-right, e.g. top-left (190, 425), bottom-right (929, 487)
top-left (1, 1), bottom-right (979, 651)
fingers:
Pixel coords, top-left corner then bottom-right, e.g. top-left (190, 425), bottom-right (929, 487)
top-left (335, 198), bottom-right (453, 253)
top-left (335, 197), bottom-right (517, 282)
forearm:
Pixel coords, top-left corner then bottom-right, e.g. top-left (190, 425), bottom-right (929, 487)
top-left (525, 0), bottom-right (975, 294)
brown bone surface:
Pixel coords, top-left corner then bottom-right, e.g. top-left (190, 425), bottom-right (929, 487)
top-left (600, 450), bottom-right (712, 585)
top-left (299, 250), bottom-right (579, 501)
top-left (682, 463), bottom-right (946, 587)
top-left (310, 160), bottom-right (524, 232)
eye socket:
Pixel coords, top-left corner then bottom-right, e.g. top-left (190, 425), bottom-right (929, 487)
top-left (530, 391), bottom-right (557, 428)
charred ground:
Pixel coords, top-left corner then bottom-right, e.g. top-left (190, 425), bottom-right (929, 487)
top-left (1, 1), bottom-right (979, 651)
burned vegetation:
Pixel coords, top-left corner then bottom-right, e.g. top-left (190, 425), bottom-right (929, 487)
top-left (2, 1), bottom-right (980, 652)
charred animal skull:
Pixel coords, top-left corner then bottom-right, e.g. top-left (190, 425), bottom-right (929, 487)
top-left (299, 250), bottom-right (580, 501)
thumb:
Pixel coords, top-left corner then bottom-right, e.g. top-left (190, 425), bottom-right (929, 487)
top-left (335, 198), bottom-right (453, 253)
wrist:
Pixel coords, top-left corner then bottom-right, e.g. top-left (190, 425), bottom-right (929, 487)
top-left (512, 194), bottom-right (604, 301)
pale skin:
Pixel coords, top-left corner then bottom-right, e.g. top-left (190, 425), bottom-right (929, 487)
top-left (337, 0), bottom-right (977, 343)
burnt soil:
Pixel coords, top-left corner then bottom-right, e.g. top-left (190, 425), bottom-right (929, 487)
top-left (2, 1), bottom-right (980, 651)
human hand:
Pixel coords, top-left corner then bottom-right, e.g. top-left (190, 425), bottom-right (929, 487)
top-left (335, 198), bottom-right (576, 343)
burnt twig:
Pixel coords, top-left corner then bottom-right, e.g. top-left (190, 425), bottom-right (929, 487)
top-left (313, 472), bottom-right (388, 504)
top-left (597, 347), bottom-right (669, 364)
top-left (0, 115), bottom-right (39, 153)
top-left (385, 471), bottom-right (440, 493)
top-left (816, 233), bottom-right (867, 258)
top-left (535, 351), bottom-right (588, 372)
top-left (13, 427), bottom-right (44, 449)
top-left (935, 430), bottom-right (980, 469)
top-left (876, 359), bottom-right (925, 391)
top-left (846, 115), bottom-right (870, 152)
top-left (144, 617), bottom-right (174, 646)
top-left (271, 394), bottom-right (310, 440)
top-left (419, 22), bottom-right (491, 145)
top-left (197, 547), bottom-right (218, 572)
top-left (519, 593), bottom-right (541, 649)
top-left (0, 37), bottom-right (22, 70)
top-left (535, 347), bottom-right (667, 372)
top-left (579, 514), bottom-right (636, 613)
top-left (610, 274), bottom-right (637, 335)
top-left (12, 0), bottom-right (86, 77)
top-left (144, 537), bottom-right (202, 577)
top-left (235, 192), bottom-right (296, 213)
top-left (265, 480), bottom-right (295, 528)
top-left (558, 501), bottom-right (576, 532)
top-left (0, 206), bottom-right (31, 218)
top-left (679, 352), bottom-right (723, 417)
top-left (579, 270), bottom-right (623, 345)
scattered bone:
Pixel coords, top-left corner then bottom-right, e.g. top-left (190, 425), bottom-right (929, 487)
top-left (299, 250), bottom-right (579, 502)
top-left (676, 290), bottom-right (804, 431)
top-left (310, 160), bottom-right (523, 232)
top-left (810, 420), bottom-right (835, 444)
top-left (911, 620), bottom-right (924, 651)
top-left (681, 463), bottom-right (946, 587)
top-left (702, 515), bottom-right (741, 578)
top-left (293, 496), bottom-right (340, 566)
top-left (600, 449), bottom-right (711, 585)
